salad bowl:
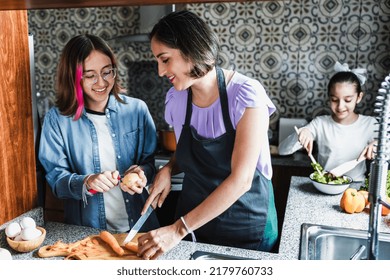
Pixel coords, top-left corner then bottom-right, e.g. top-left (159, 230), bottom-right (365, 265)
top-left (309, 173), bottom-right (352, 195)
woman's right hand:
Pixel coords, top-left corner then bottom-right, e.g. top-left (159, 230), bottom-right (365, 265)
top-left (142, 165), bottom-right (172, 214)
top-left (137, 219), bottom-right (187, 260)
top-left (297, 127), bottom-right (314, 155)
top-left (85, 170), bottom-right (120, 193)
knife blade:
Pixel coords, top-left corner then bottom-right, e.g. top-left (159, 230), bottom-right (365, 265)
top-left (329, 148), bottom-right (367, 177)
top-left (122, 204), bottom-right (153, 245)
top-left (329, 157), bottom-right (365, 177)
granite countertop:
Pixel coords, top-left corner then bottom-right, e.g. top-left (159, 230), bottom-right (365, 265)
top-left (278, 176), bottom-right (390, 259)
top-left (2, 176), bottom-right (389, 260)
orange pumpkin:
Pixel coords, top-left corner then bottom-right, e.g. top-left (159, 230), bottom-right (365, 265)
top-left (340, 188), bottom-right (366, 214)
top-left (381, 197), bottom-right (390, 216)
top-left (358, 190), bottom-right (369, 207)
top-left (358, 190), bottom-right (390, 216)
top-left (382, 206), bottom-right (390, 216)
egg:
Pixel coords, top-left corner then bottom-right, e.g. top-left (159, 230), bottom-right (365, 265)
top-left (20, 217), bottom-right (36, 229)
top-left (5, 222), bottom-right (22, 238)
top-left (0, 248), bottom-right (12, 260)
top-left (21, 227), bottom-right (42, 241)
top-left (13, 234), bottom-right (23, 241)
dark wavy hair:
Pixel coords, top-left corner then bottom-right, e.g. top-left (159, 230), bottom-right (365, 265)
top-left (149, 10), bottom-right (220, 78)
top-left (55, 34), bottom-right (125, 118)
top-left (327, 71), bottom-right (363, 97)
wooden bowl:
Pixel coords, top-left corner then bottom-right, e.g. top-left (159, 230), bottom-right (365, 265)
top-left (6, 226), bottom-right (46, 253)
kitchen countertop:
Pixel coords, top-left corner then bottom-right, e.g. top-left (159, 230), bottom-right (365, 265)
top-left (278, 176), bottom-right (390, 259)
top-left (2, 176), bottom-right (389, 260)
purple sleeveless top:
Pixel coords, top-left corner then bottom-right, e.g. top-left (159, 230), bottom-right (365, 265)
top-left (165, 71), bottom-right (276, 179)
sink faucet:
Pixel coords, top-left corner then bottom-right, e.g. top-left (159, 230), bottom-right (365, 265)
top-left (367, 161), bottom-right (388, 259)
top-left (350, 244), bottom-right (366, 260)
top-left (367, 74), bottom-right (390, 260)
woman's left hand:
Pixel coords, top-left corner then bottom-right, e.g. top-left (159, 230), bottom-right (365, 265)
top-left (137, 220), bottom-right (185, 260)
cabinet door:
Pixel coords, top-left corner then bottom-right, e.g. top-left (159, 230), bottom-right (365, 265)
top-left (271, 164), bottom-right (312, 252)
top-left (0, 10), bottom-right (37, 225)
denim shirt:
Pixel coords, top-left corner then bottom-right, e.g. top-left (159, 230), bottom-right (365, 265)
top-left (38, 94), bottom-right (159, 231)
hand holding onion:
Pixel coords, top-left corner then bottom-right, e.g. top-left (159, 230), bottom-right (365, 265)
top-left (120, 166), bottom-right (147, 195)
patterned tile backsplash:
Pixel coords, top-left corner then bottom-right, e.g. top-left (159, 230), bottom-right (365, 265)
top-left (28, 0), bottom-right (390, 143)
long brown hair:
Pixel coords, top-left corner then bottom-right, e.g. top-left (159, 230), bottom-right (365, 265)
top-left (55, 34), bottom-right (125, 119)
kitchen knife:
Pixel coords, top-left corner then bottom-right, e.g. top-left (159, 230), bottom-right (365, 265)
top-left (122, 204), bottom-right (153, 245)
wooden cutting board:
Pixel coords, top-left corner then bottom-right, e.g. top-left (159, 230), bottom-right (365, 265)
top-left (38, 232), bottom-right (143, 260)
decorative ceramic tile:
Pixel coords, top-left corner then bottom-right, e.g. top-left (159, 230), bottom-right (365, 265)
top-left (209, 2), bottom-right (232, 19)
top-left (218, 46), bottom-right (235, 69)
top-left (28, 1), bottom-right (390, 142)
top-left (126, 60), bottom-right (171, 129)
top-left (365, 33), bottom-right (390, 88)
top-left (307, 88), bottom-right (332, 116)
top-left (260, 0), bottom-right (287, 21)
top-left (255, 46), bottom-right (285, 76)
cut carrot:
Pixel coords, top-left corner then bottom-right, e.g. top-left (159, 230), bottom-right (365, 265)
top-left (123, 241), bottom-right (138, 253)
top-left (99, 231), bottom-right (124, 256)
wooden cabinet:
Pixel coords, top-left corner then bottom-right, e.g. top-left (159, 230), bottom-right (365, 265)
top-left (43, 183), bottom-right (64, 223)
top-left (271, 159), bottom-right (312, 252)
top-left (0, 10), bottom-right (37, 225)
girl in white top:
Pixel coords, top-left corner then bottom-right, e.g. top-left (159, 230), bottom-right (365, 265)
top-left (278, 62), bottom-right (377, 182)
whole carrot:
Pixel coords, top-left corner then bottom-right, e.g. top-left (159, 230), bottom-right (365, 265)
top-left (100, 231), bottom-right (124, 256)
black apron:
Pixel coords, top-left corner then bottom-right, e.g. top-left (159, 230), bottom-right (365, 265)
top-left (175, 67), bottom-right (276, 251)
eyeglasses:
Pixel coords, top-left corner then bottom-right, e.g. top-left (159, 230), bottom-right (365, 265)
top-left (82, 68), bottom-right (117, 85)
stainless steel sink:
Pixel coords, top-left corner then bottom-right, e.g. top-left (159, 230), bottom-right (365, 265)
top-left (299, 223), bottom-right (390, 260)
top-left (190, 250), bottom-right (253, 260)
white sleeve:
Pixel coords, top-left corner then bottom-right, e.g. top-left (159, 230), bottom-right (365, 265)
top-left (278, 133), bottom-right (303, 155)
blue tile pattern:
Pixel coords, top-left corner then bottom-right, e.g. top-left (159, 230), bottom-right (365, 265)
top-left (28, 1), bottom-right (390, 141)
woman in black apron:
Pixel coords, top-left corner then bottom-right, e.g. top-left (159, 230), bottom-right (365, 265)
top-left (138, 10), bottom-right (278, 260)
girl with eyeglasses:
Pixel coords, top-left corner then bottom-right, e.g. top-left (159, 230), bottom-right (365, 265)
top-left (38, 34), bottom-right (159, 233)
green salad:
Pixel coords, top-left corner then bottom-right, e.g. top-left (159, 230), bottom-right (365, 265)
top-left (311, 163), bottom-right (351, 184)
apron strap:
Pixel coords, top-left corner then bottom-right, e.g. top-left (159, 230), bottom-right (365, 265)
top-left (185, 66), bottom-right (234, 133)
top-left (216, 66), bottom-right (234, 132)
top-left (184, 88), bottom-right (193, 126)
